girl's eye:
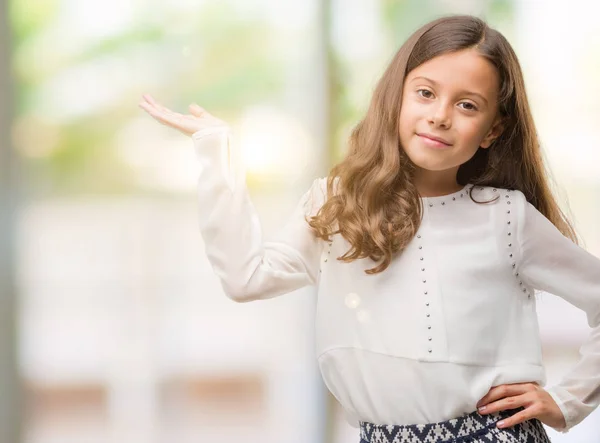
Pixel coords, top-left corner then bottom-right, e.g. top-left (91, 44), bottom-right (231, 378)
top-left (417, 89), bottom-right (434, 99)
top-left (459, 102), bottom-right (478, 111)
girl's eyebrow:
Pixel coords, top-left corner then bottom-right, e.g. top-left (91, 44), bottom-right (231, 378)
top-left (409, 75), bottom-right (488, 105)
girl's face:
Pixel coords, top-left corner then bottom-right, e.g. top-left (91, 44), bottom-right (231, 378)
top-left (398, 48), bottom-right (503, 176)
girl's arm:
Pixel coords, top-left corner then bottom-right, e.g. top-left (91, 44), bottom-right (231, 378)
top-left (139, 95), bottom-right (327, 302)
top-left (515, 192), bottom-right (600, 433)
top-left (193, 127), bottom-right (327, 302)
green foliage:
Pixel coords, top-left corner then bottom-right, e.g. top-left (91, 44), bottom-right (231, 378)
top-left (11, 0), bottom-right (284, 195)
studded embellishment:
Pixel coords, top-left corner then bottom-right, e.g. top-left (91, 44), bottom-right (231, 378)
top-left (504, 191), bottom-right (532, 299)
top-left (416, 231), bottom-right (433, 355)
top-left (423, 184), bottom-right (473, 207)
top-left (319, 240), bottom-right (333, 274)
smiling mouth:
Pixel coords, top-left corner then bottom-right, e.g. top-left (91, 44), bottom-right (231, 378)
top-left (417, 134), bottom-right (453, 148)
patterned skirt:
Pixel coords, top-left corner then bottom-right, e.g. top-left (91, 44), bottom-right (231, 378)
top-left (359, 407), bottom-right (552, 443)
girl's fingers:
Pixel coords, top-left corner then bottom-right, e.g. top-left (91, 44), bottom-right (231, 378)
top-left (496, 407), bottom-right (532, 429)
top-left (140, 102), bottom-right (198, 135)
top-left (140, 95), bottom-right (218, 136)
top-left (189, 103), bottom-right (206, 117)
top-left (143, 94), bottom-right (160, 107)
top-left (142, 94), bottom-right (160, 111)
top-left (141, 103), bottom-right (179, 127)
top-left (477, 383), bottom-right (534, 408)
top-left (143, 94), bottom-right (176, 115)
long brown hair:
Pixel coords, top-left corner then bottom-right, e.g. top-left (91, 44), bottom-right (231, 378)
top-left (308, 14), bottom-right (578, 275)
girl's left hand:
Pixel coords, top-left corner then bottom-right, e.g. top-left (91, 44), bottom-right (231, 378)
top-left (138, 94), bottom-right (228, 137)
top-left (476, 382), bottom-right (566, 430)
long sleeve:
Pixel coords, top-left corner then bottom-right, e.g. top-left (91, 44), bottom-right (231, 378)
top-left (514, 191), bottom-right (600, 433)
top-left (192, 126), bottom-right (327, 302)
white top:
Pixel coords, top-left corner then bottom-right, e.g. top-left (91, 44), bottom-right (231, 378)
top-left (191, 126), bottom-right (600, 434)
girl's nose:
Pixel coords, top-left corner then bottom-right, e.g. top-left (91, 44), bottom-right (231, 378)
top-left (428, 104), bottom-right (452, 129)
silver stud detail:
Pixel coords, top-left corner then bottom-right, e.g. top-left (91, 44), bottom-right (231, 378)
top-left (428, 349), bottom-right (432, 353)
top-left (442, 202), bottom-right (445, 205)
top-left (505, 195), bottom-right (525, 294)
top-left (427, 326), bottom-right (431, 329)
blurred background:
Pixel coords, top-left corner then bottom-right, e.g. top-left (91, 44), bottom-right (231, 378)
top-left (1, 0), bottom-right (599, 442)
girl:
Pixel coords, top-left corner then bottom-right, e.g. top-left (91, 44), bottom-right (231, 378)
top-left (139, 14), bottom-right (600, 443)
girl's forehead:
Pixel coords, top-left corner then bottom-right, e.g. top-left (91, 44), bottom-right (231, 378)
top-left (406, 50), bottom-right (499, 97)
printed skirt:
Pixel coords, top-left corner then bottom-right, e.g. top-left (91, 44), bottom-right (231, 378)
top-left (359, 407), bottom-right (552, 443)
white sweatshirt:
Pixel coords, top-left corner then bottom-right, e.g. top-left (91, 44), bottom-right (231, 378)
top-left (191, 126), bottom-right (600, 434)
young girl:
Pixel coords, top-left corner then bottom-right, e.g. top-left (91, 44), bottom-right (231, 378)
top-left (139, 14), bottom-right (600, 443)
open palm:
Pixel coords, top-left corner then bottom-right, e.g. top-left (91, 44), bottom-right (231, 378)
top-left (138, 94), bottom-right (228, 137)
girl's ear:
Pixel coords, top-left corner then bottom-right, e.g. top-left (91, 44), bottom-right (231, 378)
top-left (480, 115), bottom-right (505, 149)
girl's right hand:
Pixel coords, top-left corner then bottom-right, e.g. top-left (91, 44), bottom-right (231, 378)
top-left (138, 94), bottom-right (228, 137)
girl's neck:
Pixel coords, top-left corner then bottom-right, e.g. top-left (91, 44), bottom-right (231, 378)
top-left (413, 169), bottom-right (464, 198)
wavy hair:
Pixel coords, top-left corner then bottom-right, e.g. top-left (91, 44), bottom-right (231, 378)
top-left (307, 14), bottom-right (578, 275)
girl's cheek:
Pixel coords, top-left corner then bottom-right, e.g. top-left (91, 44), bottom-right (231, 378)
top-left (457, 120), bottom-right (485, 139)
top-left (403, 99), bottom-right (422, 113)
